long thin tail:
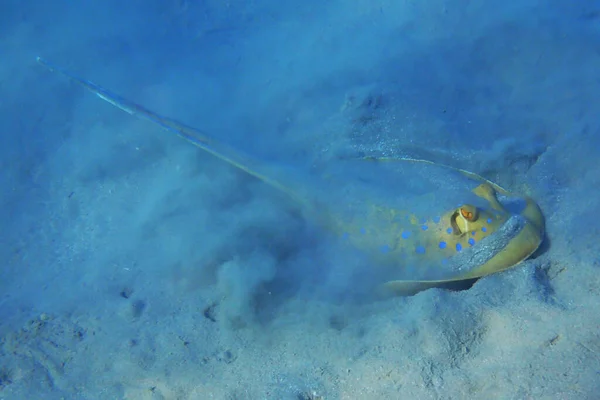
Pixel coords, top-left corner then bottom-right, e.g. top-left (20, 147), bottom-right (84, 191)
top-left (36, 57), bottom-right (300, 199)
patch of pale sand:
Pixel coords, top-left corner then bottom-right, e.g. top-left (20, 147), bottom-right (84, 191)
top-left (122, 376), bottom-right (249, 400)
top-left (121, 375), bottom-right (189, 400)
top-left (198, 255), bottom-right (595, 399)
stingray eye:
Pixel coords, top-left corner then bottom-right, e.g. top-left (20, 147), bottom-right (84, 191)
top-left (459, 205), bottom-right (478, 222)
top-left (451, 205), bottom-right (478, 235)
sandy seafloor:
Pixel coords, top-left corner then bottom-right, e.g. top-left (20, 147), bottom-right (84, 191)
top-left (1, 1), bottom-right (600, 399)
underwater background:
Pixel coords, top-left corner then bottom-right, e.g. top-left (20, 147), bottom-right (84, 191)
top-left (1, 1), bottom-right (600, 398)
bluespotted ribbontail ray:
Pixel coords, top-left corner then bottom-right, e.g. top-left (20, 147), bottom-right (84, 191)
top-left (36, 57), bottom-right (545, 296)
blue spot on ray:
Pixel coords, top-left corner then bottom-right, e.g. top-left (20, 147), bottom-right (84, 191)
top-left (380, 245), bottom-right (391, 254)
top-left (487, 218), bottom-right (492, 224)
top-left (421, 225), bottom-right (428, 231)
top-left (433, 216), bottom-right (441, 223)
top-left (438, 241), bottom-right (447, 249)
top-left (446, 228), bottom-right (453, 234)
top-left (468, 238), bottom-right (475, 246)
top-left (456, 243), bottom-right (462, 252)
top-left (401, 231), bottom-right (411, 239)
top-left (482, 227), bottom-right (487, 232)
top-left (416, 246), bottom-right (426, 254)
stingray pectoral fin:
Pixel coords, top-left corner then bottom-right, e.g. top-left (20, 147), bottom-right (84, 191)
top-left (352, 155), bottom-right (514, 194)
top-left (382, 212), bottom-right (544, 297)
top-left (380, 228), bottom-right (540, 297)
top-left (461, 201), bottom-right (544, 280)
top-left (460, 218), bottom-right (543, 279)
top-left (521, 196), bottom-right (545, 234)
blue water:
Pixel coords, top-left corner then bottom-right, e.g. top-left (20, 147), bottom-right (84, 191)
top-left (1, 1), bottom-right (600, 398)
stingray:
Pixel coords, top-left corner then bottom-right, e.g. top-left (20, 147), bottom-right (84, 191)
top-left (36, 57), bottom-right (545, 296)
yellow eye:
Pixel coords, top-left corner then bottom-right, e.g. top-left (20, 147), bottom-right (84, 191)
top-left (459, 205), bottom-right (478, 222)
top-left (450, 205), bottom-right (480, 235)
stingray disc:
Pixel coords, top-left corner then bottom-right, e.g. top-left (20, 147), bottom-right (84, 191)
top-left (307, 158), bottom-right (545, 295)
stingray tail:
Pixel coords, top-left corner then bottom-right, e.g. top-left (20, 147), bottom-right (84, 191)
top-left (36, 57), bottom-right (223, 155)
top-left (36, 57), bottom-right (300, 199)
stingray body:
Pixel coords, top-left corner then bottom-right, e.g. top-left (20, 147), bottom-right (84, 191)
top-left (37, 57), bottom-right (545, 296)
